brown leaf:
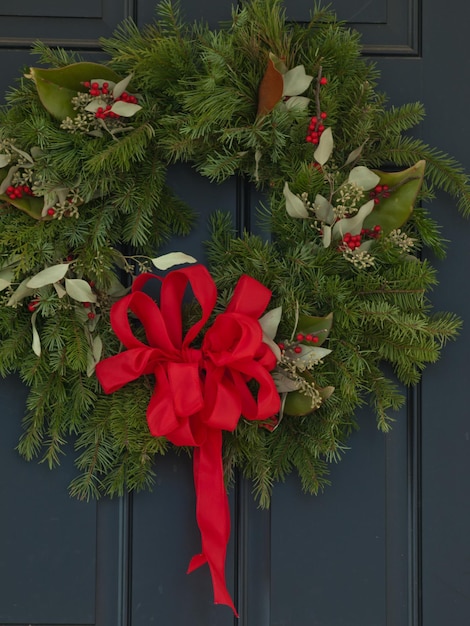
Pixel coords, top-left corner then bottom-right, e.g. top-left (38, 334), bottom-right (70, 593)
top-left (257, 56), bottom-right (283, 116)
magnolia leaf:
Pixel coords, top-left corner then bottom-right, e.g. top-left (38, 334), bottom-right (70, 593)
top-left (112, 73), bottom-right (133, 99)
top-left (1, 192), bottom-right (45, 220)
top-left (348, 166), bottom-right (380, 191)
top-left (314, 127), bottom-right (333, 166)
top-left (284, 95), bottom-right (310, 111)
top-left (283, 389), bottom-right (318, 416)
top-left (259, 306), bottom-right (282, 340)
top-left (27, 263), bottom-right (70, 288)
top-left (333, 199), bottom-right (375, 239)
top-left (283, 182), bottom-right (309, 218)
top-left (297, 312), bottom-right (333, 346)
top-left (0, 154), bottom-right (11, 168)
top-left (65, 278), bottom-right (97, 303)
top-left (319, 385), bottom-right (335, 400)
top-left (272, 371), bottom-right (302, 393)
top-left (257, 54), bottom-right (284, 116)
top-left (314, 194), bottom-right (334, 223)
top-left (151, 252), bottom-right (197, 270)
top-left (363, 160), bottom-right (426, 234)
top-left (282, 64), bottom-right (314, 96)
top-left (30, 63), bottom-right (121, 120)
top-left (110, 101), bottom-right (142, 117)
top-left (7, 278), bottom-right (35, 306)
top-left (31, 310), bottom-right (41, 357)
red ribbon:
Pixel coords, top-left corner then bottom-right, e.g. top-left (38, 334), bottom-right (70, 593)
top-left (95, 265), bottom-right (280, 614)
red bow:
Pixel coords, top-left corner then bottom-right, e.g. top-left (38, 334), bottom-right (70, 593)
top-left (95, 265), bottom-right (280, 614)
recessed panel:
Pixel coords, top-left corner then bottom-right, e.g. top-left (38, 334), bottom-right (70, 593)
top-left (0, 0), bottom-right (102, 18)
top-left (0, 376), bottom-right (97, 624)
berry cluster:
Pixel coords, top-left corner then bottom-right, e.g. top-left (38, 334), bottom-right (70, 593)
top-left (341, 225), bottom-right (382, 250)
top-left (83, 81), bottom-right (139, 120)
top-left (306, 111), bottom-right (328, 144)
top-left (278, 332), bottom-right (320, 355)
top-left (369, 184), bottom-right (390, 205)
top-left (5, 184), bottom-right (34, 200)
top-left (305, 75), bottom-right (328, 144)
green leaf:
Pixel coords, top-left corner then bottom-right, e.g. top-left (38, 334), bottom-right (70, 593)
top-left (363, 160), bottom-right (426, 234)
top-left (296, 312), bottom-right (333, 346)
top-left (283, 389), bottom-right (316, 416)
top-left (30, 63), bottom-right (121, 120)
top-left (0, 155), bottom-right (11, 168)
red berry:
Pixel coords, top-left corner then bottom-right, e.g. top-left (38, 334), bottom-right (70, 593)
top-left (47, 208), bottom-right (56, 216)
top-left (87, 312), bottom-right (96, 320)
top-left (294, 346), bottom-right (302, 354)
top-left (320, 111), bottom-right (327, 119)
top-left (320, 77), bottom-right (328, 85)
top-left (278, 342), bottom-right (285, 351)
top-left (83, 302), bottom-right (91, 308)
top-left (296, 333), bottom-right (305, 341)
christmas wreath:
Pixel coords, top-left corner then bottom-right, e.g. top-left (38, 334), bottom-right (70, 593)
top-left (1, 0), bottom-right (469, 612)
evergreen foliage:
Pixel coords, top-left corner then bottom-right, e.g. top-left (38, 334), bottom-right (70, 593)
top-left (0, 0), bottom-right (467, 506)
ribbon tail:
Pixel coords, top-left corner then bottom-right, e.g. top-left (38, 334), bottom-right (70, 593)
top-left (189, 430), bottom-right (238, 616)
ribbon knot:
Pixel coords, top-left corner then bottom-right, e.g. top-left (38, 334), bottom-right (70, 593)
top-left (95, 265), bottom-right (280, 614)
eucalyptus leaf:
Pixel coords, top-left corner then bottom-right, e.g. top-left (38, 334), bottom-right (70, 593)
top-left (27, 263), bottom-right (70, 288)
top-left (272, 371), bottom-right (302, 393)
top-left (110, 101), bottom-right (142, 117)
top-left (0, 154), bottom-right (11, 168)
top-left (332, 199), bottom-right (375, 239)
top-left (314, 127), bottom-right (333, 166)
top-left (151, 252), bottom-right (197, 270)
top-left (282, 65), bottom-right (314, 96)
top-left (283, 182), bottom-right (308, 218)
top-left (283, 95), bottom-right (310, 111)
top-left (112, 73), bottom-right (133, 99)
top-left (65, 278), bottom-right (97, 303)
top-left (31, 310), bottom-right (41, 357)
top-left (348, 166), bottom-right (380, 190)
top-left (259, 306), bottom-right (282, 340)
top-left (6, 278), bottom-right (35, 306)
top-left (345, 143), bottom-right (365, 166)
top-left (314, 194), bottom-right (334, 223)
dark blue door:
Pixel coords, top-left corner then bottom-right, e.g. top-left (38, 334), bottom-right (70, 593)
top-left (1, 1), bottom-right (469, 625)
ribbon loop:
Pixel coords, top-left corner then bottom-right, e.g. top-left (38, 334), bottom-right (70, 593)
top-left (96, 265), bottom-right (281, 614)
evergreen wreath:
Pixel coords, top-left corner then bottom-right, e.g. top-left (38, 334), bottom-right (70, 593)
top-left (1, 0), bottom-right (468, 508)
